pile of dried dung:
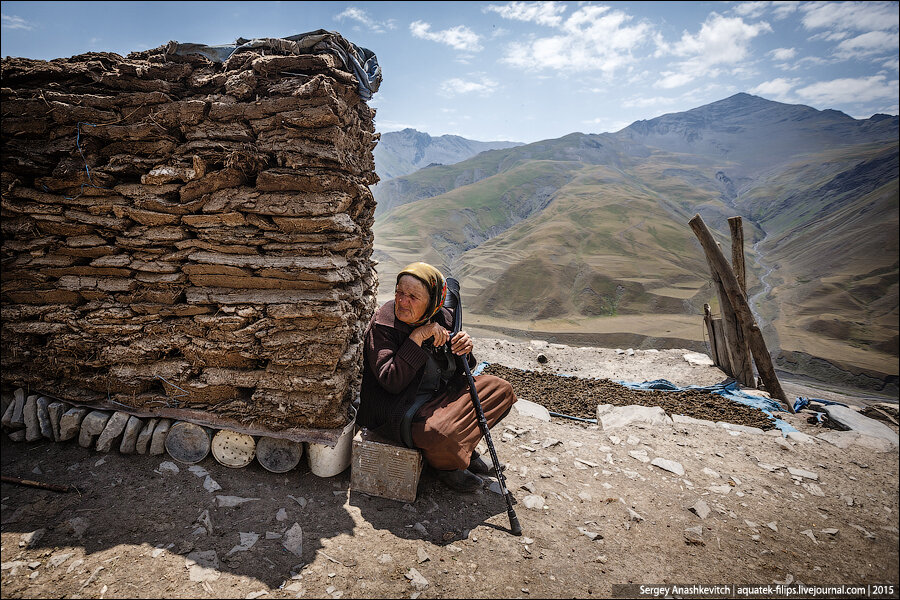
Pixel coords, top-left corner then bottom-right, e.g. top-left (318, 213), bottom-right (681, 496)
top-left (1, 32), bottom-right (380, 432)
top-left (483, 363), bottom-right (776, 430)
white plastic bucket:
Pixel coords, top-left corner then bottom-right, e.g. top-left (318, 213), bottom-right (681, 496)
top-left (307, 405), bottom-right (356, 477)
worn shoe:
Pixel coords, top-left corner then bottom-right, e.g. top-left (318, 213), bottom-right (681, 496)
top-left (468, 450), bottom-right (505, 475)
top-left (434, 468), bottom-right (482, 492)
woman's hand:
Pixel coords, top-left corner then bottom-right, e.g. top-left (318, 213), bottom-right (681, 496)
top-left (410, 322), bottom-right (450, 347)
top-left (449, 331), bottom-right (474, 356)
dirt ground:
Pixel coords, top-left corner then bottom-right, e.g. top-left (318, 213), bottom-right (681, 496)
top-left (2, 338), bottom-right (898, 599)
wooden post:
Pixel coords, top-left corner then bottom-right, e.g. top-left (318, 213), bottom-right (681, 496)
top-left (726, 216), bottom-right (754, 385)
top-left (690, 214), bottom-right (792, 411)
top-left (705, 253), bottom-right (754, 386)
top-left (703, 304), bottom-right (718, 366)
top-left (728, 216), bottom-right (747, 294)
top-left (710, 318), bottom-right (731, 372)
top-left (704, 304), bottom-right (733, 375)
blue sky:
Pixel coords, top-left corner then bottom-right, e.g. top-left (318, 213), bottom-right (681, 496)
top-left (2, 1), bottom-right (898, 143)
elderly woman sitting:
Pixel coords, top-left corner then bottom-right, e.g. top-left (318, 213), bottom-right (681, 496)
top-left (357, 262), bottom-right (517, 492)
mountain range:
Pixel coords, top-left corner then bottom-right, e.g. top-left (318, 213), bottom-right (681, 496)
top-left (371, 128), bottom-right (522, 212)
top-left (371, 94), bottom-right (899, 394)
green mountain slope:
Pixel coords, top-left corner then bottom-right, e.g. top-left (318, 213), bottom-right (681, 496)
top-left (739, 143), bottom-right (899, 385)
top-left (372, 95), bottom-right (899, 393)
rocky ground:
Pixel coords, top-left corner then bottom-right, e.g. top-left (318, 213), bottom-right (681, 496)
top-left (1, 339), bottom-right (898, 599)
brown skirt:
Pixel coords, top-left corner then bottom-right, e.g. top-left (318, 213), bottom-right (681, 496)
top-left (410, 374), bottom-right (517, 471)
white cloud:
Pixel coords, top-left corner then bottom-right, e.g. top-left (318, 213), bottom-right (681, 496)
top-left (623, 95), bottom-right (680, 109)
top-left (749, 77), bottom-right (803, 101)
top-left (2, 14), bottom-right (34, 30)
top-left (801, 1), bottom-right (899, 32)
top-left (772, 56), bottom-right (819, 72)
top-left (336, 7), bottom-right (367, 23)
top-left (440, 76), bottom-right (499, 96)
top-left (882, 56), bottom-right (900, 71)
top-left (490, 26), bottom-right (510, 39)
top-left (770, 47), bottom-right (796, 60)
top-left (656, 71), bottom-right (695, 89)
top-left (484, 1), bottom-right (567, 27)
top-left (655, 14), bottom-right (772, 88)
top-left (410, 21), bottom-right (482, 51)
top-left (809, 30), bottom-right (852, 42)
top-left (335, 7), bottom-right (395, 34)
top-left (734, 1), bottom-right (798, 19)
top-left (669, 14), bottom-right (770, 60)
top-left (733, 2), bottom-right (769, 19)
top-left (794, 75), bottom-right (899, 105)
top-left (498, 5), bottom-right (653, 74)
top-left (835, 30), bottom-right (900, 59)
top-left (374, 119), bottom-right (421, 133)
top-left (771, 1), bottom-right (801, 19)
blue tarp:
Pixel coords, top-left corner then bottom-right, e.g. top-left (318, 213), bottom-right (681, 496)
top-left (171, 29), bottom-right (381, 100)
top-left (793, 396), bottom-right (849, 410)
top-left (616, 378), bottom-right (798, 434)
top-left (792, 396), bottom-right (848, 424)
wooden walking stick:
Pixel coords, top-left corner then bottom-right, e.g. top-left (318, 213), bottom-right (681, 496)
top-left (1, 475), bottom-right (72, 493)
top-left (444, 278), bottom-right (522, 536)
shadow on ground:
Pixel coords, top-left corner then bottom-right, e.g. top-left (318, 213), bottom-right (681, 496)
top-left (1, 435), bottom-right (511, 591)
top-left (349, 471), bottom-right (516, 545)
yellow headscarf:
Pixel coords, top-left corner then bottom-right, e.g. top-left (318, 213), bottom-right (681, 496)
top-left (396, 262), bottom-right (447, 326)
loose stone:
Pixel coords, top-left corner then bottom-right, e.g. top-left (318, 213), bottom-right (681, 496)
top-left (59, 407), bottom-right (89, 441)
top-left (135, 418), bottom-right (158, 454)
top-left (684, 526), bottom-right (705, 545)
top-left (96, 411), bottom-right (130, 452)
top-left (651, 457), bottom-right (685, 476)
top-left (78, 411), bottom-right (111, 448)
top-left (36, 397), bottom-right (54, 439)
top-left (522, 495), bottom-right (546, 510)
top-left (405, 567), bottom-right (429, 591)
top-left (23, 395), bottom-right (41, 442)
top-left (149, 419), bottom-right (172, 455)
top-left (689, 499), bottom-right (711, 520)
top-left (282, 523), bottom-right (303, 556)
top-left (47, 402), bottom-right (66, 442)
top-left (787, 467), bottom-right (819, 480)
top-left (119, 415), bottom-right (144, 454)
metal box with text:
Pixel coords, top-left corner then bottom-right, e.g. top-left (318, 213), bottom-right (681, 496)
top-left (350, 428), bottom-right (423, 503)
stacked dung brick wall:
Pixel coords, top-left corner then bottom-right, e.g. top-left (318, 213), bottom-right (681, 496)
top-left (1, 34), bottom-right (380, 435)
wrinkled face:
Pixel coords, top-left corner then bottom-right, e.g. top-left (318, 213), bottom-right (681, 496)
top-left (394, 275), bottom-right (430, 325)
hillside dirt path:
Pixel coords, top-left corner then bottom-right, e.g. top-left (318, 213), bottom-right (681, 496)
top-left (2, 339), bottom-right (898, 599)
